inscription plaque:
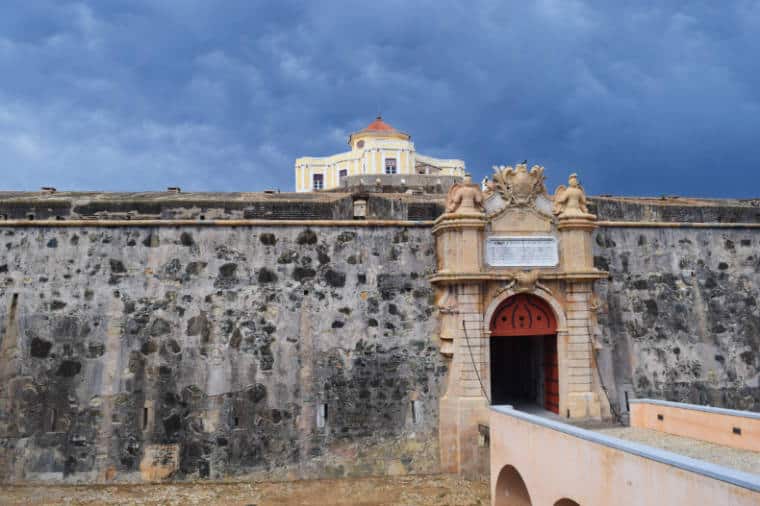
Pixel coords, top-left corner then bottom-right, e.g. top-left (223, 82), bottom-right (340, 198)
top-left (486, 236), bottom-right (558, 267)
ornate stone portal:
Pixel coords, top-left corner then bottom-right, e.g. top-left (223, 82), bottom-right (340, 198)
top-left (431, 164), bottom-right (609, 477)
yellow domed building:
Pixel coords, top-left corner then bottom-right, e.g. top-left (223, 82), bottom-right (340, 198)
top-left (295, 117), bottom-right (465, 192)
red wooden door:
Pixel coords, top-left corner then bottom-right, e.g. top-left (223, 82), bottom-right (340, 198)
top-left (543, 335), bottom-right (559, 414)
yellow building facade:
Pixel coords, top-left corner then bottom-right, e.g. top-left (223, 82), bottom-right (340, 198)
top-left (295, 117), bottom-right (465, 192)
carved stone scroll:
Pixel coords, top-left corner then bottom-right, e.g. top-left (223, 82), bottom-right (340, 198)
top-left (494, 270), bottom-right (552, 297)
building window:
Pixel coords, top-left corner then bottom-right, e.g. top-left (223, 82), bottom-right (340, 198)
top-left (357, 140), bottom-right (365, 149)
top-left (385, 158), bottom-right (397, 174)
top-left (313, 173), bottom-right (324, 190)
top-left (339, 169), bottom-right (348, 181)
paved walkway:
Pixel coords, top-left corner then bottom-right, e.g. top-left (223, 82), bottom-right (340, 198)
top-left (598, 426), bottom-right (760, 475)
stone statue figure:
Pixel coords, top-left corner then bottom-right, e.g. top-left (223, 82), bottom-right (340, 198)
top-left (435, 287), bottom-right (458, 357)
top-left (589, 294), bottom-right (604, 351)
top-left (445, 174), bottom-right (484, 214)
top-left (553, 173), bottom-right (596, 219)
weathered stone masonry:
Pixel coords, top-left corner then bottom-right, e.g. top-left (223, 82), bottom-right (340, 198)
top-left (591, 197), bottom-right (760, 416)
top-left (0, 213), bottom-right (444, 482)
top-left (0, 191), bottom-right (759, 483)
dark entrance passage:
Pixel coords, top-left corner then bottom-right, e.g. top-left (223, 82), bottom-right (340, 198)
top-left (489, 294), bottom-right (559, 414)
top-left (490, 336), bottom-right (542, 405)
top-left (490, 335), bottom-right (557, 412)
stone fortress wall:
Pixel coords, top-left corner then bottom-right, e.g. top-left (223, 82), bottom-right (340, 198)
top-left (591, 197), bottom-right (760, 418)
top-left (0, 190), bottom-right (758, 482)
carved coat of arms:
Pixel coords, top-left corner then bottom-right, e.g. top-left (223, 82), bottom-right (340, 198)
top-left (489, 163), bottom-right (547, 207)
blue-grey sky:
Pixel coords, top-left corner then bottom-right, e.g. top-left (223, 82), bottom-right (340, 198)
top-left (1, 1), bottom-right (759, 196)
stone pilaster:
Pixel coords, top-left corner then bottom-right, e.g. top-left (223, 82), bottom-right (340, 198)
top-left (457, 284), bottom-right (487, 398)
top-left (433, 180), bottom-right (489, 478)
top-left (557, 206), bottom-right (604, 419)
top-left (438, 284), bottom-right (490, 478)
top-left (564, 282), bottom-right (601, 418)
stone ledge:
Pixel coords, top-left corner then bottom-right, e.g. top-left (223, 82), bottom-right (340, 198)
top-left (598, 221), bottom-right (760, 228)
top-left (0, 218), bottom-right (435, 228)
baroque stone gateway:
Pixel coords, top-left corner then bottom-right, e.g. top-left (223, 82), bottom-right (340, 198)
top-left (1, 160), bottom-right (760, 484)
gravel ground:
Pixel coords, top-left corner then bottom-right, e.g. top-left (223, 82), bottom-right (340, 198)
top-left (0, 475), bottom-right (490, 506)
top-left (598, 426), bottom-right (760, 475)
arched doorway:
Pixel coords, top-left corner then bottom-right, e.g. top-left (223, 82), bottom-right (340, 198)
top-left (490, 293), bottom-right (559, 413)
top-left (494, 464), bottom-right (532, 506)
top-left (554, 499), bottom-right (581, 506)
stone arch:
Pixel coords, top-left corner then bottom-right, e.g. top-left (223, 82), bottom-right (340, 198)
top-left (484, 289), bottom-right (566, 414)
top-left (484, 289), bottom-right (567, 334)
top-left (494, 464), bottom-right (532, 506)
top-left (490, 293), bottom-right (557, 336)
top-left (554, 499), bottom-right (581, 506)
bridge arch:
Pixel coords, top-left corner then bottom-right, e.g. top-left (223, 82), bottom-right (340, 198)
top-left (494, 464), bottom-right (532, 506)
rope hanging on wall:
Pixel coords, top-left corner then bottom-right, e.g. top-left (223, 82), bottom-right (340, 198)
top-left (462, 319), bottom-right (490, 404)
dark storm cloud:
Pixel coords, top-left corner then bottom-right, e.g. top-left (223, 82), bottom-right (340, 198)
top-left (1, 1), bottom-right (759, 196)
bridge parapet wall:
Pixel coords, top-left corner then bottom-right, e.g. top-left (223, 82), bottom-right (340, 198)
top-left (630, 399), bottom-right (760, 452)
top-left (490, 406), bottom-right (760, 506)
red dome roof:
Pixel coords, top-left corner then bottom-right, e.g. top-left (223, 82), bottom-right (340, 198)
top-left (364, 116), bottom-right (395, 132)
top-left (348, 116), bottom-right (409, 145)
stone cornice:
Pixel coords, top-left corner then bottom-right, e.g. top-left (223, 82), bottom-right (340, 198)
top-left (557, 217), bottom-right (598, 231)
top-left (429, 270), bottom-right (608, 284)
top-left (432, 217), bottom-right (487, 234)
top-left (432, 211), bottom-right (486, 225)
